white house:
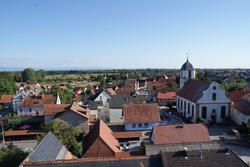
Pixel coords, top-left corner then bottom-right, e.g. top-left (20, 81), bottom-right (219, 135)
top-left (17, 94), bottom-right (61, 116)
top-left (177, 79), bottom-right (231, 123)
top-left (123, 103), bottom-right (161, 131)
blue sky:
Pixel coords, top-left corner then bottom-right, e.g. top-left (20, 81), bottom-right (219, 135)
top-left (0, 0), bottom-right (250, 69)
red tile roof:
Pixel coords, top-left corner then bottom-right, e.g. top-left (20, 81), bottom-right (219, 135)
top-left (83, 120), bottom-right (120, 157)
top-left (106, 88), bottom-right (116, 96)
top-left (233, 94), bottom-right (250, 116)
top-left (176, 79), bottom-right (210, 102)
top-left (4, 130), bottom-right (44, 137)
top-left (18, 95), bottom-right (58, 108)
top-left (112, 131), bottom-right (142, 139)
top-left (152, 123), bottom-right (210, 145)
top-left (123, 103), bottom-right (161, 123)
top-left (229, 90), bottom-right (248, 103)
top-left (0, 94), bottom-right (15, 103)
top-left (157, 92), bottom-right (176, 101)
top-left (116, 88), bottom-right (134, 95)
top-left (44, 102), bottom-right (90, 119)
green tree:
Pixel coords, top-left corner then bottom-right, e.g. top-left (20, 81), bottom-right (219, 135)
top-left (0, 143), bottom-right (28, 167)
top-left (42, 86), bottom-right (73, 104)
top-left (39, 120), bottom-right (84, 157)
top-left (0, 79), bottom-right (18, 97)
top-left (22, 68), bottom-right (36, 82)
top-left (8, 114), bottom-right (22, 129)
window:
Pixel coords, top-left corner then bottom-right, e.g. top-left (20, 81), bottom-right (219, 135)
top-left (29, 108), bottom-right (32, 112)
top-left (67, 121), bottom-right (73, 126)
top-left (79, 120), bottom-right (84, 125)
top-left (144, 123), bottom-right (148, 128)
top-left (221, 106), bottom-right (226, 118)
top-left (132, 123), bottom-right (136, 128)
top-left (181, 100), bottom-right (183, 109)
top-left (213, 86), bottom-right (216, 90)
top-left (138, 123), bottom-right (142, 128)
top-left (184, 102), bottom-right (186, 110)
top-left (192, 105), bottom-right (194, 117)
top-left (202, 107), bottom-right (207, 119)
top-left (36, 111), bottom-right (39, 116)
top-left (212, 93), bottom-right (216, 101)
top-left (188, 103), bottom-right (190, 114)
top-left (177, 99), bottom-right (179, 108)
top-left (189, 71), bottom-right (192, 79)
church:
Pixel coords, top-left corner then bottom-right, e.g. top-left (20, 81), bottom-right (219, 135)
top-left (176, 59), bottom-right (231, 123)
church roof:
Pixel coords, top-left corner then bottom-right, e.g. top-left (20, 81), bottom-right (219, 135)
top-left (181, 59), bottom-right (194, 70)
top-left (176, 79), bottom-right (210, 102)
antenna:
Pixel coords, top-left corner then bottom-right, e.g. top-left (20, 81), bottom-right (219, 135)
top-left (186, 52), bottom-right (189, 60)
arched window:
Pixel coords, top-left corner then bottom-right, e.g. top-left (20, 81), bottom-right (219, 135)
top-left (188, 70), bottom-right (192, 79)
top-left (188, 103), bottom-right (190, 114)
top-left (202, 107), bottom-right (207, 119)
top-left (212, 93), bottom-right (216, 101)
top-left (181, 100), bottom-right (183, 110)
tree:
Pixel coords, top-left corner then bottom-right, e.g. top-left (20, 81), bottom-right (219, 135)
top-left (36, 69), bottom-right (47, 81)
top-left (0, 79), bottom-right (18, 97)
top-left (42, 86), bottom-right (73, 104)
top-left (22, 68), bottom-right (35, 82)
top-left (0, 143), bottom-right (28, 167)
top-left (38, 120), bottom-right (84, 157)
top-left (8, 114), bottom-right (22, 129)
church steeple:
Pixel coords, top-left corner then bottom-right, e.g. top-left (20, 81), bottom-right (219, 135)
top-left (180, 58), bottom-right (195, 88)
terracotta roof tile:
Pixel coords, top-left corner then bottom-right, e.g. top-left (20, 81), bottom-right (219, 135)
top-left (233, 94), bottom-right (250, 116)
top-left (229, 90), bottom-right (248, 103)
top-left (4, 130), bottom-right (44, 137)
top-left (116, 88), bottom-right (134, 95)
top-left (157, 92), bottom-right (176, 101)
top-left (123, 103), bottom-right (161, 123)
top-left (18, 95), bottom-right (57, 108)
top-left (0, 94), bottom-right (15, 103)
top-left (112, 131), bottom-right (142, 139)
top-left (83, 120), bottom-right (120, 156)
top-left (152, 124), bottom-right (210, 145)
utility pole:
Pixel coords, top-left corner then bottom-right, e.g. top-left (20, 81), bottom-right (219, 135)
top-left (0, 121), bottom-right (5, 145)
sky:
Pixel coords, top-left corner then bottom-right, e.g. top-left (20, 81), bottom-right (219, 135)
top-left (0, 0), bottom-right (250, 69)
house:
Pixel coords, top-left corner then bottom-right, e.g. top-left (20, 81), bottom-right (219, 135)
top-left (83, 119), bottom-right (120, 158)
top-left (0, 94), bottom-right (15, 109)
top-left (176, 79), bottom-right (231, 123)
top-left (74, 94), bottom-right (83, 104)
top-left (73, 87), bottom-right (85, 95)
top-left (94, 89), bottom-right (112, 102)
top-left (17, 94), bottom-right (61, 116)
top-left (12, 85), bottom-right (42, 112)
top-left (106, 88), bottom-right (116, 96)
top-left (21, 131), bottom-right (75, 166)
top-left (108, 94), bottom-right (132, 124)
top-left (229, 90), bottom-right (248, 103)
top-left (157, 91), bottom-right (176, 106)
top-left (151, 123), bottom-right (210, 145)
top-left (43, 102), bottom-right (91, 133)
top-left (230, 93), bottom-right (250, 127)
top-left (123, 103), bottom-right (161, 131)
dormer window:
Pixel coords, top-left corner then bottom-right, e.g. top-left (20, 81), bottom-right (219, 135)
top-left (212, 93), bottom-right (216, 101)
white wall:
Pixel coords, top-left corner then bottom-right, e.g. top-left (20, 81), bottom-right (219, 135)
top-left (18, 107), bottom-right (43, 116)
top-left (109, 108), bottom-right (123, 123)
top-left (179, 70), bottom-right (195, 88)
top-left (125, 122), bottom-right (160, 131)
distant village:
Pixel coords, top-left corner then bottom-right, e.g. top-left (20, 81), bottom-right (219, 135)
top-left (0, 59), bottom-right (250, 167)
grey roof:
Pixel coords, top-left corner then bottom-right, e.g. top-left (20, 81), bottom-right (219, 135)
top-left (87, 101), bottom-right (103, 110)
top-left (181, 59), bottom-right (194, 70)
top-left (108, 94), bottom-right (131, 109)
top-left (29, 132), bottom-right (69, 162)
top-left (23, 156), bottom-right (162, 167)
top-left (161, 148), bottom-right (248, 167)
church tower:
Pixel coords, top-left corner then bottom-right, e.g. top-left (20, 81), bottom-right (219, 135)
top-left (180, 58), bottom-right (195, 88)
